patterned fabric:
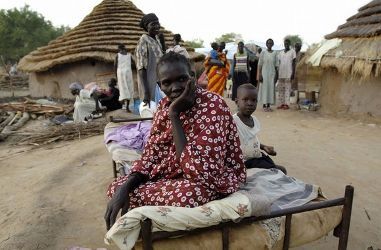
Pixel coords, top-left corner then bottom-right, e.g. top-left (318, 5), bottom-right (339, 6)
top-left (276, 79), bottom-right (292, 106)
top-left (234, 51), bottom-right (248, 72)
top-left (205, 53), bottom-right (230, 96)
top-left (135, 34), bottom-right (163, 70)
top-left (106, 87), bottom-right (246, 208)
top-left (105, 168), bottom-right (323, 250)
top-left (135, 34), bottom-right (163, 101)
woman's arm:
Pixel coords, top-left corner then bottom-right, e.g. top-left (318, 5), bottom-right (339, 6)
top-left (246, 55), bottom-right (250, 72)
top-left (114, 55), bottom-right (118, 78)
top-left (168, 80), bottom-right (196, 158)
top-left (230, 54), bottom-right (236, 77)
top-left (169, 114), bottom-right (187, 158)
top-left (104, 172), bottom-right (146, 230)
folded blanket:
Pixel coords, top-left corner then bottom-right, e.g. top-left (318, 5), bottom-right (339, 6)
top-left (104, 121), bottom-right (152, 151)
top-left (241, 168), bottom-right (320, 211)
top-left (105, 168), bottom-right (320, 250)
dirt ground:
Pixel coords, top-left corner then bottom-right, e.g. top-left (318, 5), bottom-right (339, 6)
top-left (0, 103), bottom-right (380, 250)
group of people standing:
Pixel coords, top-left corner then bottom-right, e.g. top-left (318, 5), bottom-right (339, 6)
top-left (258, 38), bottom-right (300, 112)
top-left (203, 38), bottom-right (302, 113)
top-left (70, 13), bottom-right (192, 122)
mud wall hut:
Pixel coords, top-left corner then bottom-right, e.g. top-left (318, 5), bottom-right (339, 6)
top-left (18, 0), bottom-right (203, 98)
top-left (302, 0), bottom-right (381, 118)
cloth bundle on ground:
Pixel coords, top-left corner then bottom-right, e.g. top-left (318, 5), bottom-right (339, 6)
top-left (105, 168), bottom-right (342, 250)
top-left (104, 121), bottom-right (152, 174)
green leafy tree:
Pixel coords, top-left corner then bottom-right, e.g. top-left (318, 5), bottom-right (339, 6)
top-left (0, 5), bottom-right (70, 62)
top-left (186, 38), bottom-right (204, 48)
top-left (215, 33), bottom-right (243, 43)
top-left (284, 35), bottom-right (303, 48)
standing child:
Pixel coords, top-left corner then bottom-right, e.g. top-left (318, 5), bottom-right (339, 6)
top-left (115, 44), bottom-right (134, 112)
top-left (233, 83), bottom-right (287, 174)
top-left (277, 38), bottom-right (296, 110)
top-left (258, 38), bottom-right (278, 112)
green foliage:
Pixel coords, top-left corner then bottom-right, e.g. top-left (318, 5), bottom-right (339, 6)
top-left (284, 35), bottom-right (303, 47)
top-left (186, 38), bottom-right (204, 48)
top-left (215, 33), bottom-right (243, 44)
top-left (0, 5), bottom-right (70, 63)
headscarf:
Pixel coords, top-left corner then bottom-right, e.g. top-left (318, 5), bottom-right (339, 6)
top-left (69, 82), bottom-right (83, 91)
top-left (139, 13), bottom-right (159, 31)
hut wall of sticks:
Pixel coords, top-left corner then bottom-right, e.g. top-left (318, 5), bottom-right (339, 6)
top-left (18, 0), bottom-right (204, 99)
top-left (301, 0), bottom-right (381, 118)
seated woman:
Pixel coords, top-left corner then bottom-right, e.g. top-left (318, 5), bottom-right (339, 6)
top-left (69, 82), bottom-right (100, 123)
top-left (104, 52), bottom-right (247, 230)
top-left (97, 78), bottom-right (122, 111)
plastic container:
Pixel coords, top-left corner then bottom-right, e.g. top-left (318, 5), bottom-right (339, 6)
top-left (139, 101), bottom-right (157, 118)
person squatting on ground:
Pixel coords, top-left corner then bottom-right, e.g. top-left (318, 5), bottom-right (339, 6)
top-left (69, 82), bottom-right (101, 123)
top-left (98, 78), bottom-right (122, 111)
top-left (115, 44), bottom-right (134, 112)
top-left (258, 38), bottom-right (278, 112)
top-left (277, 38), bottom-right (296, 110)
top-left (233, 83), bottom-right (287, 174)
top-left (104, 52), bottom-right (246, 230)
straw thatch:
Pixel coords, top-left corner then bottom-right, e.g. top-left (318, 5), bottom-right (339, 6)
top-left (303, 0), bottom-right (381, 79)
top-left (319, 36), bottom-right (381, 78)
top-left (18, 0), bottom-right (202, 73)
top-left (326, 0), bottom-right (381, 38)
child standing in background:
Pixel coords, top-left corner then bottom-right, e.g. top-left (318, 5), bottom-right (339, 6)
top-left (115, 44), bottom-right (134, 112)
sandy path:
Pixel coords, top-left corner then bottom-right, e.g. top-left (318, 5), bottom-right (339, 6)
top-left (0, 106), bottom-right (380, 249)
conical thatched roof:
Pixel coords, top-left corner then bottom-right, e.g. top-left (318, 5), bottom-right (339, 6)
top-left (303, 0), bottom-right (381, 79)
top-left (18, 0), bottom-right (201, 73)
top-left (326, 0), bottom-right (381, 38)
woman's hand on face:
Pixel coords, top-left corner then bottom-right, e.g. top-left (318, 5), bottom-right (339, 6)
top-left (104, 187), bottom-right (130, 230)
top-left (168, 78), bottom-right (196, 117)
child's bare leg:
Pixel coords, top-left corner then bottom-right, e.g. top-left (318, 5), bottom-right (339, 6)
top-left (126, 100), bottom-right (131, 112)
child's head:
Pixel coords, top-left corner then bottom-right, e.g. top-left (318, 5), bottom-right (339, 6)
top-left (236, 83), bottom-right (258, 116)
top-left (118, 44), bottom-right (126, 52)
top-left (238, 41), bottom-right (245, 53)
top-left (108, 78), bottom-right (117, 88)
top-left (173, 34), bottom-right (181, 45)
top-left (157, 51), bottom-right (194, 102)
top-left (211, 42), bottom-right (218, 50)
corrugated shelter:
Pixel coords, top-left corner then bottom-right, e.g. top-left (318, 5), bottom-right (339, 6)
top-left (302, 0), bottom-right (381, 118)
top-left (18, 0), bottom-right (203, 98)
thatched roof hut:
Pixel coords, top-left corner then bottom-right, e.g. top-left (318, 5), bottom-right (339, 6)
top-left (18, 0), bottom-right (203, 98)
top-left (305, 0), bottom-right (381, 79)
top-left (301, 0), bottom-right (381, 119)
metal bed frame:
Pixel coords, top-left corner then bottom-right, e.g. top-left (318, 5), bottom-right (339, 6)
top-left (140, 185), bottom-right (354, 250)
top-left (107, 116), bottom-right (354, 250)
